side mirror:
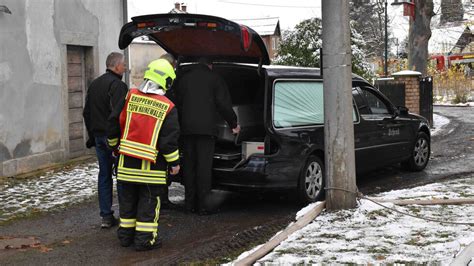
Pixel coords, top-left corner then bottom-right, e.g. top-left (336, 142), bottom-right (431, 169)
top-left (391, 108), bottom-right (400, 119)
top-left (397, 106), bottom-right (409, 116)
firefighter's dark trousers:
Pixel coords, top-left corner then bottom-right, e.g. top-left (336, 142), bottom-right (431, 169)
top-left (182, 135), bottom-right (215, 212)
top-left (117, 181), bottom-right (162, 249)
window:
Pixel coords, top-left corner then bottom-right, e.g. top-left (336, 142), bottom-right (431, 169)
top-left (273, 81), bottom-right (357, 128)
top-left (272, 37), bottom-right (277, 50)
top-left (360, 88), bottom-right (391, 115)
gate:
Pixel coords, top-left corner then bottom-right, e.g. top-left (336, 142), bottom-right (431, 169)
top-left (374, 80), bottom-right (406, 108)
top-left (419, 77), bottom-right (433, 126)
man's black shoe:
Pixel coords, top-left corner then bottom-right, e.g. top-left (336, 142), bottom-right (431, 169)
top-left (135, 238), bottom-right (162, 251)
top-left (101, 216), bottom-right (117, 229)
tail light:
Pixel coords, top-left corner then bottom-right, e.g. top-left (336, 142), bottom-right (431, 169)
top-left (240, 25), bottom-right (252, 52)
top-left (137, 22), bottom-right (156, 29)
top-left (197, 22), bottom-right (218, 28)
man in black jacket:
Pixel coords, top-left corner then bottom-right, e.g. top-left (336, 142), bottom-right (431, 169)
top-left (175, 58), bottom-right (240, 214)
top-left (83, 52), bottom-right (128, 228)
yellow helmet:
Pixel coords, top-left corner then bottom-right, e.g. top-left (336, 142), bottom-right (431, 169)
top-left (143, 59), bottom-right (176, 90)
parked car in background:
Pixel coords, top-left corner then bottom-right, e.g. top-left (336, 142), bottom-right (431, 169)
top-left (119, 13), bottom-right (431, 203)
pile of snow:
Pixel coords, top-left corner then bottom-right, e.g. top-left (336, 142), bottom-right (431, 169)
top-left (236, 176), bottom-right (474, 265)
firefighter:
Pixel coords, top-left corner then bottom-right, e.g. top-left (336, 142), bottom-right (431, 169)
top-left (107, 59), bottom-right (180, 251)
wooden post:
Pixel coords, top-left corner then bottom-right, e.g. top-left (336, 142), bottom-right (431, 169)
top-left (235, 202), bottom-right (326, 266)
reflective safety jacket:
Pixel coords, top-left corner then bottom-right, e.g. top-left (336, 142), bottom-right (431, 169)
top-left (107, 88), bottom-right (180, 185)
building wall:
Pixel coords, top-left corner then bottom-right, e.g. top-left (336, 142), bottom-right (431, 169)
top-left (129, 42), bottom-right (166, 88)
top-left (0, 0), bottom-right (124, 177)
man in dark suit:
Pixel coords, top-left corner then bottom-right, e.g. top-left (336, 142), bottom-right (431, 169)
top-left (175, 57), bottom-right (240, 214)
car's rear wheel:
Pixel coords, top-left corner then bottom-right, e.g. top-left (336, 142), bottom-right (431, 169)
top-left (298, 155), bottom-right (325, 203)
top-left (402, 132), bottom-right (430, 171)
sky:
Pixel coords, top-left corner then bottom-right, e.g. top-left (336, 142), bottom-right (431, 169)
top-left (127, 0), bottom-right (322, 31)
top-left (127, 0), bottom-right (472, 55)
top-left (127, 0), bottom-right (409, 53)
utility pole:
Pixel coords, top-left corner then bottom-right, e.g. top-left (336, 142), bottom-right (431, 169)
top-left (322, 0), bottom-right (357, 211)
top-left (384, 0), bottom-right (388, 76)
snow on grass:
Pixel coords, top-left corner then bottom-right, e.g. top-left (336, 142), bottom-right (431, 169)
top-left (0, 163), bottom-right (99, 223)
top-left (432, 113), bottom-right (450, 136)
top-left (249, 176), bottom-right (474, 265)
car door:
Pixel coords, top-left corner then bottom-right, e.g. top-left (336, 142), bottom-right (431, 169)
top-left (358, 86), bottom-right (411, 165)
top-left (352, 87), bottom-right (387, 171)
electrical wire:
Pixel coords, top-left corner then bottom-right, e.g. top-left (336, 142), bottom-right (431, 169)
top-left (231, 17), bottom-right (279, 21)
top-left (360, 196), bottom-right (474, 226)
top-left (218, 0), bottom-right (320, 9)
top-left (324, 187), bottom-right (474, 226)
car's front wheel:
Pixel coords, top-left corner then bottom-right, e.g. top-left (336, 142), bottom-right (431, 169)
top-left (298, 155), bottom-right (325, 203)
top-left (402, 132), bottom-right (430, 171)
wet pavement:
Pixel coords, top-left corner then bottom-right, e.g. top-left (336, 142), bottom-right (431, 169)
top-left (0, 106), bottom-right (472, 264)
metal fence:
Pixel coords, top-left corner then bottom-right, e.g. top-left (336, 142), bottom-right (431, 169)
top-left (419, 76), bottom-right (434, 127)
top-left (374, 80), bottom-right (406, 108)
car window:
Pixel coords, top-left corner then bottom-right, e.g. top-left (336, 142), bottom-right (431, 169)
top-left (360, 88), bottom-right (391, 115)
top-left (273, 81), bottom-right (357, 128)
top-left (352, 88), bottom-right (371, 115)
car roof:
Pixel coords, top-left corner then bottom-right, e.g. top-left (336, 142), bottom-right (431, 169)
top-left (213, 62), bottom-right (371, 84)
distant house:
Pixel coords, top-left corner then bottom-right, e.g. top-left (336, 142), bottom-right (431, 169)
top-left (0, 0), bottom-right (124, 177)
top-left (451, 26), bottom-right (473, 54)
top-left (170, 2), bottom-right (188, 14)
top-left (129, 2), bottom-right (189, 87)
top-left (429, 25), bottom-right (469, 55)
top-left (429, 25), bottom-right (474, 71)
top-left (234, 17), bottom-right (281, 62)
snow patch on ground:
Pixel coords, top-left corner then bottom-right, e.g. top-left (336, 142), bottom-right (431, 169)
top-left (434, 102), bottom-right (473, 107)
top-left (432, 113), bottom-right (450, 136)
top-left (168, 182), bottom-right (185, 203)
top-left (0, 165), bottom-right (188, 224)
top-left (0, 163), bottom-right (99, 223)
top-left (237, 176), bottom-right (474, 265)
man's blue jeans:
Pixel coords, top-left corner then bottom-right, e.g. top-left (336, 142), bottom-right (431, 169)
top-left (95, 136), bottom-right (115, 218)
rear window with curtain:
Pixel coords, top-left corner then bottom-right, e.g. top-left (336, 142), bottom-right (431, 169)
top-left (273, 81), bottom-right (357, 128)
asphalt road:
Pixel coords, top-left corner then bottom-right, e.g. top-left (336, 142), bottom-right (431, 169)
top-left (0, 106), bottom-right (472, 265)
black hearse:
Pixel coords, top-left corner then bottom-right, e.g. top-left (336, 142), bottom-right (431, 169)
top-left (119, 14), bottom-right (431, 203)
